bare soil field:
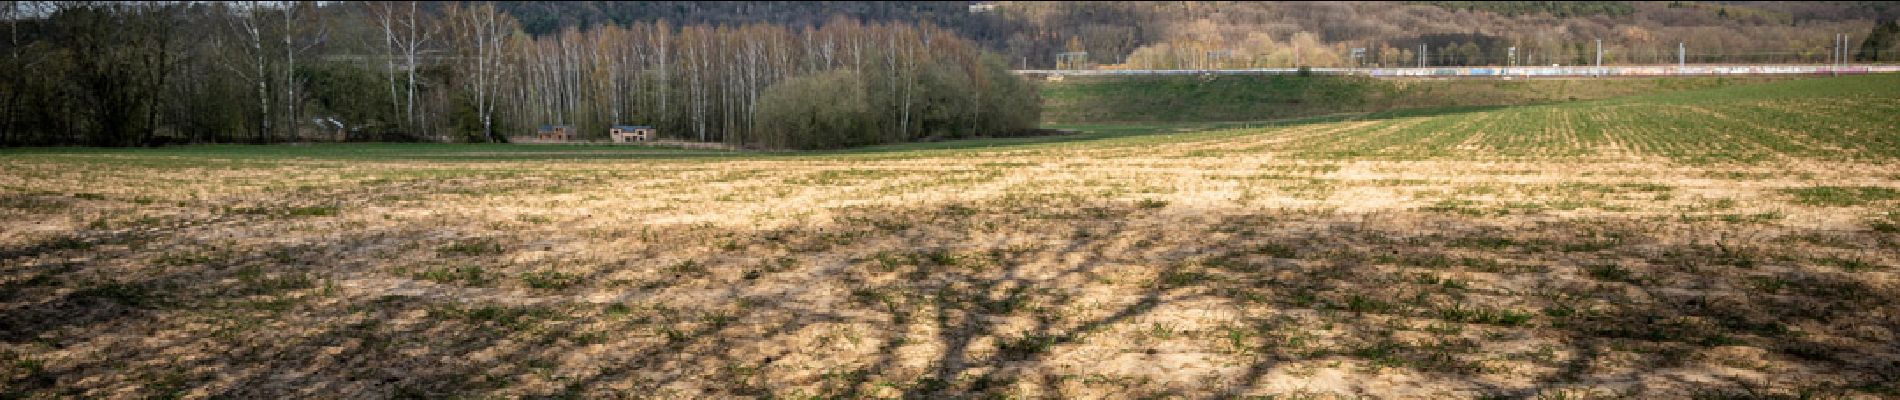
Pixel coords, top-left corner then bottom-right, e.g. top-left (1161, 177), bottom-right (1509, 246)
top-left (3, 75), bottom-right (1898, 398)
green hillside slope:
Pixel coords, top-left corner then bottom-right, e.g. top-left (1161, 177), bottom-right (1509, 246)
top-left (1039, 75), bottom-right (1789, 124)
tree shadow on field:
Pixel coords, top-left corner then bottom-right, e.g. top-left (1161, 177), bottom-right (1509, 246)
top-left (2, 196), bottom-right (1898, 398)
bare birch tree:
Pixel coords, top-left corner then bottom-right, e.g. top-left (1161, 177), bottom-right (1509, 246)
top-left (219, 1), bottom-right (273, 142)
top-left (281, 0), bottom-right (324, 141)
top-left (368, 1), bottom-right (434, 135)
top-left (446, 2), bottom-right (512, 142)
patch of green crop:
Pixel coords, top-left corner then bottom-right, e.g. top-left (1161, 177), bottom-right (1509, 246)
top-left (1783, 186), bottom-right (1900, 207)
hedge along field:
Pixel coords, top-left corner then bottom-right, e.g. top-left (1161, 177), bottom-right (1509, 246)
top-left (1, 74), bottom-right (1899, 398)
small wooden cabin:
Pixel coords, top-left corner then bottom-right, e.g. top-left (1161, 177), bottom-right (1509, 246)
top-left (609, 125), bottom-right (655, 143)
top-left (536, 124), bottom-right (574, 141)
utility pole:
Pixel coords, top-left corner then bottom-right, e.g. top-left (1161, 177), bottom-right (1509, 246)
top-left (1594, 39), bottom-right (1602, 67)
top-left (1678, 42), bottom-right (1685, 67)
top-left (1419, 44), bottom-right (1426, 68)
top-left (1831, 33), bottom-right (1846, 66)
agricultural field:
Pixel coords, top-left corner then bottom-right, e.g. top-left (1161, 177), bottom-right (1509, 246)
top-left (1038, 74), bottom-right (1793, 124)
top-left (3, 74), bottom-right (1900, 398)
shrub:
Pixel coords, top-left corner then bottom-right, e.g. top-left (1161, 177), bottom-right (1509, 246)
top-left (752, 69), bottom-right (873, 150)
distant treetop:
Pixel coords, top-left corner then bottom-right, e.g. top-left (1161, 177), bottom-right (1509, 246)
top-left (1408, 1), bottom-right (1637, 18)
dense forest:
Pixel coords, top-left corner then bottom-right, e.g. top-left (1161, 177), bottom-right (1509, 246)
top-left (0, 1), bottom-right (1038, 148)
top-left (5, 1), bottom-right (1900, 147)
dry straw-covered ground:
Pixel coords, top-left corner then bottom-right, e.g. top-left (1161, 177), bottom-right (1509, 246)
top-left (3, 75), bottom-right (1900, 398)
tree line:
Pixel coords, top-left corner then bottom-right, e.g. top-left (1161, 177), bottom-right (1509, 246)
top-left (436, 1), bottom-right (1900, 70)
top-left (1081, 1), bottom-right (1897, 70)
top-left (0, 1), bottom-right (1040, 149)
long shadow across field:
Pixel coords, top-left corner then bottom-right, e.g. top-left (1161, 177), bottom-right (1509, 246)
top-left (4, 196), bottom-right (1896, 397)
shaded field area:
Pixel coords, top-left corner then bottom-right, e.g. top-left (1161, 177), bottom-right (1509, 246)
top-left (1039, 74), bottom-right (1792, 124)
top-left (2, 75), bottom-right (1899, 398)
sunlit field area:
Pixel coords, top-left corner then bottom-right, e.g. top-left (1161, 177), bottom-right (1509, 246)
top-left (4, 74), bottom-right (1899, 398)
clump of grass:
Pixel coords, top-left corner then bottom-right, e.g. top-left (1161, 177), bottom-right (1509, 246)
top-left (1584, 263), bottom-right (1638, 283)
top-left (1421, 199), bottom-right (1492, 216)
top-left (1147, 322), bottom-right (1179, 340)
top-left (73, 281), bottom-right (163, 307)
top-left (1716, 212), bottom-right (1784, 224)
top-left (1446, 236), bottom-right (1521, 250)
top-left (1413, 273), bottom-right (1469, 290)
top-left (1560, 236), bottom-right (1623, 253)
top-left (1745, 276), bottom-right (1789, 293)
top-left (1377, 252), bottom-right (1455, 269)
top-left (700, 311), bottom-right (737, 330)
top-left (1436, 305), bottom-right (1534, 326)
top-left (1158, 267), bottom-right (1218, 288)
top-left (1252, 243), bottom-right (1298, 258)
top-left (521, 270), bottom-right (580, 289)
top-left (665, 260), bottom-right (708, 275)
top-left (0, 194), bottom-right (71, 211)
top-left (869, 251), bottom-right (908, 272)
top-left (981, 293), bottom-right (1031, 314)
top-left (1869, 209), bottom-right (1900, 232)
top-left (924, 249), bottom-right (960, 266)
top-left (1344, 294), bottom-right (1397, 314)
top-left (438, 238), bottom-right (504, 256)
top-left (1816, 256), bottom-right (1887, 272)
top-left (1783, 186), bottom-right (1900, 207)
top-left (1872, 220), bottom-right (1900, 233)
top-left (41, 236), bottom-right (94, 251)
top-left (940, 204), bottom-right (980, 216)
top-left (1618, 183), bottom-right (1674, 193)
top-left (154, 249), bottom-right (227, 267)
top-left (718, 239), bottom-right (744, 251)
top-left (998, 334), bottom-right (1065, 360)
top-left (416, 265), bottom-right (491, 286)
top-left (228, 204), bottom-right (339, 218)
top-left (764, 256), bottom-right (800, 273)
top-left (1135, 199), bottom-right (1170, 209)
top-left (848, 287), bottom-right (895, 307)
top-left (284, 205), bottom-right (339, 217)
top-left (436, 305), bottom-right (554, 331)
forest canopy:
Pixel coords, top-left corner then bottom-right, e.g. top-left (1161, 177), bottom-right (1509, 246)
top-left (477, 1), bottom-right (1900, 69)
top-left (0, 2), bottom-right (1040, 149)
